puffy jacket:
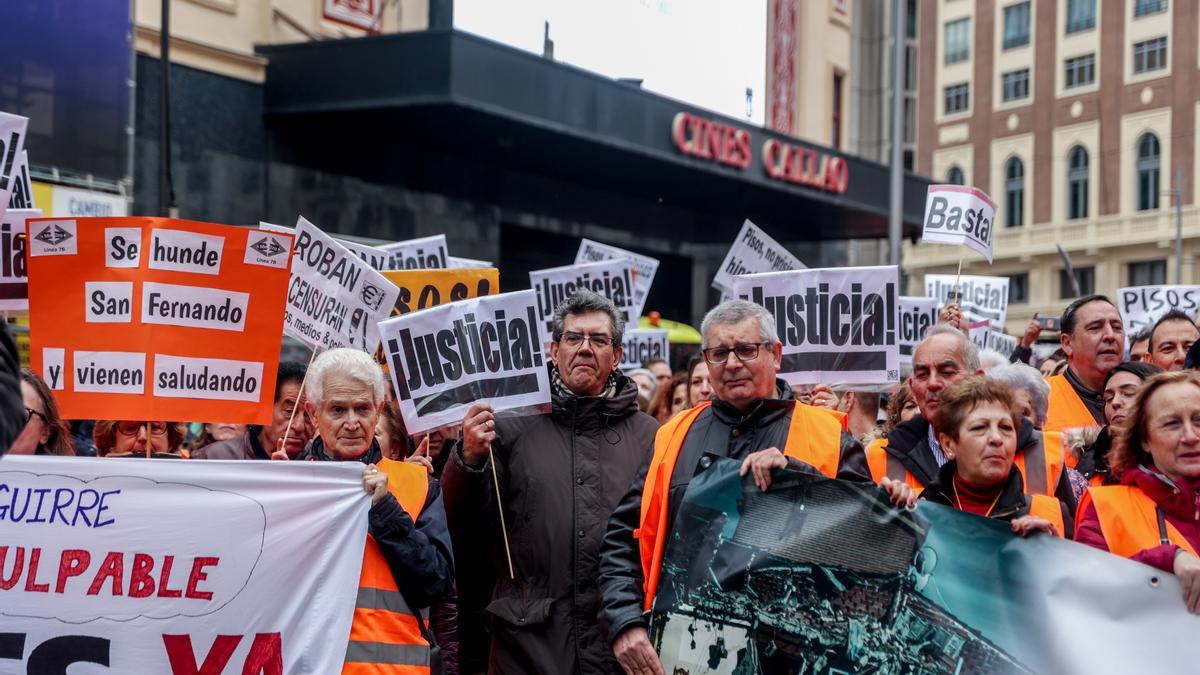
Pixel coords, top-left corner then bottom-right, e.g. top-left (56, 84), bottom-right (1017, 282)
top-left (441, 369), bottom-right (657, 675)
top-left (596, 380), bottom-right (868, 648)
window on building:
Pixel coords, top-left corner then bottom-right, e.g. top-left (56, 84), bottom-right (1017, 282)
top-left (1001, 69), bottom-right (1030, 102)
top-left (1008, 273), bottom-right (1030, 304)
top-left (1068, 145), bottom-right (1089, 220)
top-left (1060, 266), bottom-right (1095, 299)
top-left (907, 0), bottom-right (918, 39)
top-left (944, 83), bottom-right (970, 115)
top-left (946, 165), bottom-right (965, 185)
top-left (1133, 37), bottom-right (1168, 74)
top-left (944, 18), bottom-right (970, 64)
top-left (1066, 0), bottom-right (1096, 33)
top-left (1003, 2), bottom-right (1031, 49)
top-left (1005, 157), bottom-right (1025, 228)
top-left (1129, 260), bottom-right (1167, 286)
top-left (1137, 133), bottom-right (1161, 211)
top-left (905, 45), bottom-right (918, 92)
top-left (1064, 54), bottom-right (1096, 89)
top-left (832, 71), bottom-right (844, 150)
top-left (1135, 0), bottom-right (1169, 18)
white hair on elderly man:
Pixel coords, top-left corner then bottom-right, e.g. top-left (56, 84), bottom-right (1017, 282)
top-left (305, 348), bottom-right (387, 405)
top-left (699, 300), bottom-right (778, 347)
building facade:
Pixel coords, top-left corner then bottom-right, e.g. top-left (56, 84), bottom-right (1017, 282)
top-left (908, 0), bottom-right (1199, 334)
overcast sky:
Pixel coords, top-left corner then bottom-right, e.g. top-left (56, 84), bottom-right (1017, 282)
top-left (454, 0), bottom-right (767, 125)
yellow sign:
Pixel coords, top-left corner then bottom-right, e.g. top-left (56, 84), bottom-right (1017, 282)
top-left (381, 268), bottom-right (499, 316)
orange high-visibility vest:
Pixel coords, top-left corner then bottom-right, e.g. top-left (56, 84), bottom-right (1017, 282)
top-left (1026, 494), bottom-right (1066, 538)
top-left (1044, 373), bottom-right (1101, 435)
top-left (866, 430), bottom-right (1065, 497)
top-left (344, 458), bottom-right (433, 675)
top-left (634, 401), bottom-right (843, 611)
top-left (1077, 485), bottom-right (1199, 559)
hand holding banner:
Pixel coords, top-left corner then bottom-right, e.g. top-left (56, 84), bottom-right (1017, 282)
top-left (921, 185), bottom-right (996, 263)
top-left (529, 260), bottom-right (638, 346)
top-left (712, 219), bottom-right (805, 295)
top-left (379, 290), bottom-right (551, 435)
top-left (575, 238), bottom-right (659, 318)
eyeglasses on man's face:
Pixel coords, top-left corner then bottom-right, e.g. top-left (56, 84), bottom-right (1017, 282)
top-left (116, 421), bottom-right (169, 437)
top-left (558, 331), bottom-right (614, 350)
top-left (702, 342), bottom-right (770, 365)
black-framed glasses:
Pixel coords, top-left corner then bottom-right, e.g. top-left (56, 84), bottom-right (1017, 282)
top-left (702, 342), bottom-right (771, 365)
top-left (23, 407), bottom-right (46, 425)
top-left (116, 421), bottom-right (169, 437)
top-left (558, 331), bottom-right (614, 350)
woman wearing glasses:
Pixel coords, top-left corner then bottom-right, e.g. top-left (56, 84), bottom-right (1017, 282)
top-left (7, 369), bottom-right (74, 456)
top-left (93, 419), bottom-right (185, 458)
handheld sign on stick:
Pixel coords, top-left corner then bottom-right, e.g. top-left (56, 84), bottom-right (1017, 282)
top-left (575, 239), bottom-right (659, 319)
top-left (712, 219), bottom-right (805, 296)
top-left (922, 184), bottom-right (997, 303)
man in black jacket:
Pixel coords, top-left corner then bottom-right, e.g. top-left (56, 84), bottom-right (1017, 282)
top-left (442, 290), bottom-right (658, 675)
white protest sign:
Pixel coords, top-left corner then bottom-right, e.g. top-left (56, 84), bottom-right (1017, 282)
top-left (732, 266), bottom-right (900, 386)
top-left (264, 218), bottom-right (399, 352)
top-left (575, 238), bottom-right (659, 318)
top-left (620, 329), bottom-right (669, 371)
top-left (449, 256), bottom-right (494, 269)
top-left (969, 322), bottom-right (1018, 355)
top-left (379, 290), bottom-right (551, 434)
top-left (0, 208), bottom-right (39, 310)
top-left (377, 234), bottom-right (449, 270)
top-left (7, 150), bottom-right (34, 210)
top-left (897, 296), bottom-right (940, 368)
top-left (1116, 285), bottom-right (1200, 337)
top-left (0, 113), bottom-right (28, 222)
top-left (921, 184), bottom-right (996, 263)
top-left (0, 455), bottom-right (369, 673)
top-left (924, 273), bottom-right (1010, 330)
top-left (712, 219), bottom-right (805, 295)
top-left (529, 260), bottom-right (638, 346)
top-left (338, 238), bottom-right (390, 270)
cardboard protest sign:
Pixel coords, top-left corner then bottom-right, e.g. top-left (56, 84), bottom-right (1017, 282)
top-left (377, 234), bottom-right (449, 269)
top-left (924, 273), bottom-right (1009, 331)
top-left (379, 290), bottom-right (551, 434)
top-left (7, 151), bottom-right (34, 210)
top-left (0, 455), bottom-right (370, 673)
top-left (449, 255), bottom-right (494, 269)
top-left (381, 267), bottom-right (499, 316)
top-left (27, 217), bottom-right (292, 423)
top-left (0, 208), bottom-right (39, 311)
top-left (263, 218), bottom-right (399, 353)
top-left (619, 329), bottom-right (669, 371)
top-left (898, 296), bottom-right (940, 367)
top-left (921, 185), bottom-right (996, 263)
top-left (0, 112), bottom-right (29, 219)
top-left (1116, 285), bottom-right (1200, 336)
top-left (529, 260), bottom-right (638, 345)
top-left (712, 219), bottom-right (805, 295)
top-left (575, 238), bottom-right (659, 318)
top-left (732, 266), bottom-right (900, 386)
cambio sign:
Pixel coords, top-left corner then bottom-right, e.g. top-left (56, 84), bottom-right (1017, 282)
top-left (28, 217), bottom-right (292, 424)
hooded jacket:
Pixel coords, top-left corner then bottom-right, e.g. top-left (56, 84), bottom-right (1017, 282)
top-left (441, 368), bottom-right (657, 675)
top-left (596, 379), bottom-right (869, 649)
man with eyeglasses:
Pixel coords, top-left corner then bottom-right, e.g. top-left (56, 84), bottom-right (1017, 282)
top-left (599, 300), bottom-right (908, 675)
top-left (442, 289), bottom-right (657, 675)
top-left (1044, 294), bottom-right (1126, 434)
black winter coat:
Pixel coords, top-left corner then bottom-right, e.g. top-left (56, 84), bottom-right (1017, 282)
top-left (441, 371), bottom-right (657, 675)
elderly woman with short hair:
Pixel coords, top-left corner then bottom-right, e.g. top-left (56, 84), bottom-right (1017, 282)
top-left (294, 348), bottom-right (454, 670)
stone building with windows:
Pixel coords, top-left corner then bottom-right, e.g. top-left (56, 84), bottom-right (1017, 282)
top-left (906, 0), bottom-right (1198, 333)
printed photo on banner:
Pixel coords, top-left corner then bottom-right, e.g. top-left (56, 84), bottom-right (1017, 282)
top-left (619, 329), bottom-right (668, 371)
top-left (898, 296), bottom-right (940, 368)
top-left (263, 218), bottom-right (399, 353)
top-left (575, 238), bottom-right (659, 318)
top-left (529, 260), bottom-right (638, 346)
top-left (379, 290), bottom-right (552, 434)
top-left (0, 208), bottom-right (40, 311)
top-left (712, 219), bottom-right (805, 295)
top-left (28, 217), bottom-right (292, 424)
top-left (732, 265), bottom-right (900, 386)
top-left (377, 234), bottom-right (449, 270)
top-left (0, 455), bottom-right (369, 673)
top-left (924, 273), bottom-right (1009, 331)
top-left (921, 184), bottom-right (996, 263)
top-left (1116, 285), bottom-right (1200, 336)
top-left (0, 112), bottom-right (29, 217)
top-left (381, 267), bottom-right (499, 316)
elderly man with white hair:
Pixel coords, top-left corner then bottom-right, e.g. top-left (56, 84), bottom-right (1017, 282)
top-left (294, 348), bottom-right (454, 673)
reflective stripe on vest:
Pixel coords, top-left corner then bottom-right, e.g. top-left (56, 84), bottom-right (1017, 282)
top-left (1044, 373), bottom-right (1100, 435)
top-left (344, 458), bottom-right (432, 675)
top-left (1078, 486), bottom-right (1199, 559)
top-left (1026, 494), bottom-right (1065, 538)
top-left (865, 437), bottom-right (924, 490)
top-left (635, 401), bottom-right (843, 611)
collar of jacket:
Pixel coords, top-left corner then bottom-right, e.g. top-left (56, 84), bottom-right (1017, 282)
top-left (1123, 464), bottom-right (1200, 522)
top-left (709, 378), bottom-right (795, 427)
top-left (303, 435), bottom-right (383, 464)
top-left (549, 364), bottom-right (641, 424)
top-left (922, 460), bottom-right (1029, 519)
top-left (883, 415), bottom-right (939, 483)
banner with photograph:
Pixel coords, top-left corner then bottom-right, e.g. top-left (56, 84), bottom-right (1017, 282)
top-left (619, 329), bottom-right (669, 371)
top-left (0, 455), bottom-right (369, 673)
top-left (575, 238), bottom-right (659, 318)
top-left (898, 296), bottom-right (940, 368)
top-left (924, 274), bottom-right (1010, 331)
top-left (1116, 285), bottom-right (1200, 336)
top-left (28, 217), bottom-right (292, 423)
top-left (921, 185), bottom-right (996, 263)
top-left (732, 266), bottom-right (900, 386)
top-left (650, 458), bottom-right (1199, 675)
top-left (712, 220), bottom-right (805, 295)
top-left (379, 290), bottom-right (552, 434)
top-left (529, 260), bottom-right (638, 346)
